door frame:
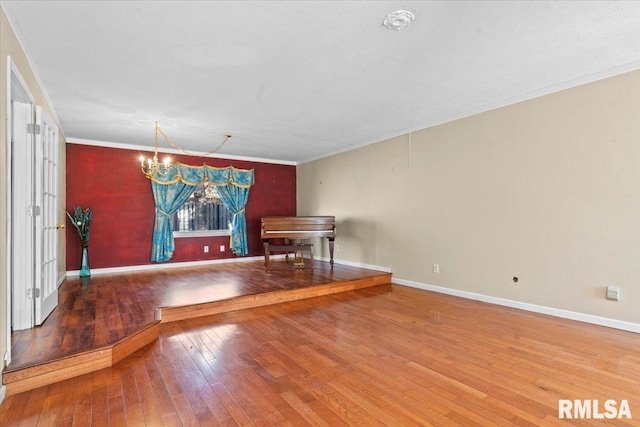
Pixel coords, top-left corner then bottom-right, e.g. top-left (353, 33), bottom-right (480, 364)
top-left (5, 57), bottom-right (36, 364)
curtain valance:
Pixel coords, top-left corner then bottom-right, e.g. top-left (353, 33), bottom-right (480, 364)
top-left (147, 164), bottom-right (254, 262)
top-left (146, 163), bottom-right (255, 187)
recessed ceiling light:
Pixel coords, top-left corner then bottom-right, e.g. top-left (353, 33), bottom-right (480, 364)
top-left (383, 10), bottom-right (415, 31)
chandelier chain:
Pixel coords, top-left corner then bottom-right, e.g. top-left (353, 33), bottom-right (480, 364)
top-left (141, 121), bottom-right (232, 176)
top-left (156, 122), bottom-right (231, 157)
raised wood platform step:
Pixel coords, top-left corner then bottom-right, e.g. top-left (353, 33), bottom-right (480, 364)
top-left (4, 261), bottom-right (392, 396)
top-left (158, 273), bottom-right (392, 322)
top-left (3, 322), bottom-right (160, 396)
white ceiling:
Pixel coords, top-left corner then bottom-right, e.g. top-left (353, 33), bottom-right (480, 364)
top-left (3, 1), bottom-right (640, 164)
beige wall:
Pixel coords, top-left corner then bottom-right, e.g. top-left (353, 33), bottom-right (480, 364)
top-left (1, 6), bottom-right (66, 370)
top-left (298, 69), bottom-right (640, 324)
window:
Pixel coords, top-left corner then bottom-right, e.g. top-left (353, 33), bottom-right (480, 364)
top-left (172, 182), bottom-right (232, 237)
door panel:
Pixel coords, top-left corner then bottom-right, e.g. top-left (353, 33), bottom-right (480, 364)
top-left (34, 106), bottom-right (59, 325)
top-left (11, 101), bottom-right (34, 330)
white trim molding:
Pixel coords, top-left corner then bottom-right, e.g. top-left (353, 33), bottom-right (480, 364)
top-left (5, 56), bottom-right (37, 372)
top-left (299, 59), bottom-right (640, 165)
top-left (1, 13), bottom-right (63, 134)
top-left (0, 384), bottom-right (5, 406)
top-left (57, 273), bottom-right (66, 288)
top-left (319, 257), bottom-right (391, 273)
top-left (174, 229), bottom-right (231, 239)
top-left (67, 256), bottom-right (390, 277)
top-left (66, 138), bottom-right (297, 166)
top-left (65, 255), bottom-right (284, 277)
top-left (393, 277), bottom-right (640, 334)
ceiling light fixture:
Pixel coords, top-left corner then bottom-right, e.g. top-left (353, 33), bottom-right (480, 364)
top-left (140, 121), bottom-right (231, 176)
top-left (383, 10), bottom-right (415, 31)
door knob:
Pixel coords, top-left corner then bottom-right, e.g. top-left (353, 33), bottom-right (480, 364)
top-left (56, 223), bottom-right (65, 229)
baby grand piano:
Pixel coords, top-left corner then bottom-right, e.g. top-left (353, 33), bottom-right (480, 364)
top-left (261, 216), bottom-right (336, 270)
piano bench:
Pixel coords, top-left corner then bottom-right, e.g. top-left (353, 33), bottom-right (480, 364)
top-left (263, 243), bottom-right (314, 270)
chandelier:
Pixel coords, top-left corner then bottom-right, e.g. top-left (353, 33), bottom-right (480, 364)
top-left (140, 121), bottom-right (231, 175)
top-left (195, 182), bottom-right (222, 204)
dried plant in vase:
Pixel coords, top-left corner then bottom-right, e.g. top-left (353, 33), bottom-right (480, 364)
top-left (66, 206), bottom-right (93, 277)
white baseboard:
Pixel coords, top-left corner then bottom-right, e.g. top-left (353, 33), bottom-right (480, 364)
top-left (65, 257), bottom-right (638, 333)
top-left (67, 255), bottom-right (387, 277)
top-left (393, 277), bottom-right (640, 334)
top-left (321, 257), bottom-right (391, 273)
top-left (66, 255), bottom-right (283, 277)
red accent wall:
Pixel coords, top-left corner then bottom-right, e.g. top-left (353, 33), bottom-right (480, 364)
top-left (65, 144), bottom-right (296, 270)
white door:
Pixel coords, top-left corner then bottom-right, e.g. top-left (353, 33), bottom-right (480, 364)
top-left (10, 100), bottom-right (35, 330)
top-left (34, 106), bottom-right (59, 325)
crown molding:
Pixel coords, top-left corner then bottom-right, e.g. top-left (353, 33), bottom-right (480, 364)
top-left (1, 4), bottom-right (65, 139)
top-left (298, 60), bottom-right (640, 165)
top-left (66, 138), bottom-right (297, 166)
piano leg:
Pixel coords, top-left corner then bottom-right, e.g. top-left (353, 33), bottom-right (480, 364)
top-left (293, 239), bottom-right (306, 268)
top-left (328, 237), bottom-right (335, 270)
top-left (284, 238), bottom-right (290, 263)
top-left (263, 240), bottom-right (271, 271)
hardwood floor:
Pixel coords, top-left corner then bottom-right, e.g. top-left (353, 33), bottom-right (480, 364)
top-left (4, 260), bottom-right (390, 395)
top-left (9, 260), bottom-right (387, 370)
top-left (2, 283), bottom-right (640, 426)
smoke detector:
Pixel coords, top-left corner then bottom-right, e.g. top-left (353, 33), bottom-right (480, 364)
top-left (383, 10), bottom-right (415, 31)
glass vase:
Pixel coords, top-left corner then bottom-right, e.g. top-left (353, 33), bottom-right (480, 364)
top-left (80, 246), bottom-right (91, 277)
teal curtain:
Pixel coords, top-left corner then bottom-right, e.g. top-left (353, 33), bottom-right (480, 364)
top-left (150, 181), bottom-right (196, 262)
top-left (215, 183), bottom-right (251, 256)
top-left (147, 164), bottom-right (255, 261)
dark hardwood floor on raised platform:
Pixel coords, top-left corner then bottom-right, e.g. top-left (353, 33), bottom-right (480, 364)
top-left (2, 284), bottom-right (640, 426)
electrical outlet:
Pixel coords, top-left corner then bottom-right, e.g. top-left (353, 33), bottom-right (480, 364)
top-left (204, 246), bottom-right (209, 253)
top-left (433, 264), bottom-right (440, 274)
top-left (220, 245), bottom-right (225, 252)
top-left (606, 286), bottom-right (620, 301)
